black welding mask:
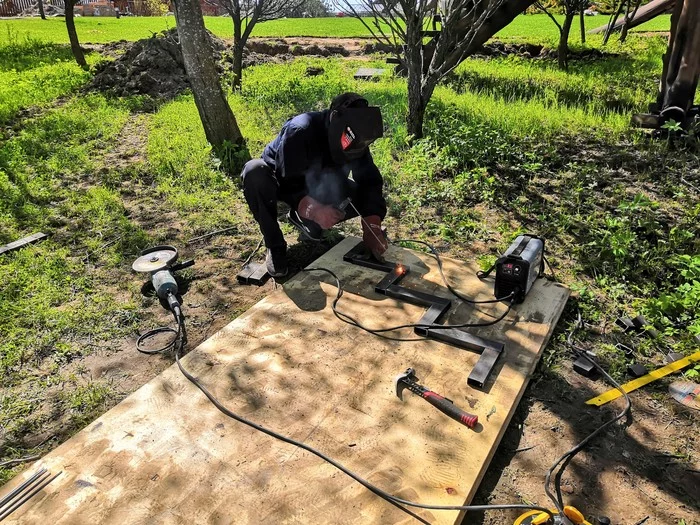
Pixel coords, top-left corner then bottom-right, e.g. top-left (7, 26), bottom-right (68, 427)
top-left (327, 93), bottom-right (383, 164)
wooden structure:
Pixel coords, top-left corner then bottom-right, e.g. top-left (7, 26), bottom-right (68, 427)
top-left (0, 238), bottom-right (569, 524)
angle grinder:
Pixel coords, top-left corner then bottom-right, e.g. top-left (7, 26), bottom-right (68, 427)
top-left (132, 245), bottom-right (194, 318)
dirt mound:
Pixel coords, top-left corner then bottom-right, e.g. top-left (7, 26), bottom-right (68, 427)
top-left (241, 51), bottom-right (294, 68)
top-left (89, 33), bottom-right (351, 99)
top-left (90, 29), bottom-right (228, 100)
top-left (474, 41), bottom-right (619, 61)
top-left (361, 41), bottom-right (396, 54)
top-left (245, 39), bottom-right (349, 57)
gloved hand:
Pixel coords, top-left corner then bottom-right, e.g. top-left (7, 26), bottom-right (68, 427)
top-left (298, 196), bottom-right (345, 229)
top-left (362, 215), bottom-right (388, 260)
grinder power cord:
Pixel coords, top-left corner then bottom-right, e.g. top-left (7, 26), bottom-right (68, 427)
top-left (136, 244), bottom-right (629, 524)
top-left (134, 246), bottom-right (555, 522)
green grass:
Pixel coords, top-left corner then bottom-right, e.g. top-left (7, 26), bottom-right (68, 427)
top-left (0, 94), bottom-right (145, 379)
top-left (0, 14), bottom-right (671, 44)
top-left (0, 20), bottom-right (697, 489)
top-left (0, 38), bottom-right (96, 125)
top-left (496, 14), bottom-right (671, 43)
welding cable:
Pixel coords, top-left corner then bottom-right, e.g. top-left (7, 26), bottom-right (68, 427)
top-left (305, 267), bottom-right (426, 342)
top-left (301, 268), bottom-right (515, 337)
top-left (167, 311), bottom-right (555, 522)
top-left (240, 236), bottom-right (264, 269)
top-left (391, 239), bottom-right (516, 304)
top-left (543, 254), bottom-right (557, 281)
top-left (543, 312), bottom-right (632, 515)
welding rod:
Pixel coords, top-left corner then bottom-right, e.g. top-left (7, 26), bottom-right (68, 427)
top-left (0, 470), bottom-right (60, 522)
top-left (349, 201), bottom-right (388, 248)
top-left (0, 467), bottom-right (48, 511)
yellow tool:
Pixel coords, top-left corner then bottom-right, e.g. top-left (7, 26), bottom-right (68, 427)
top-left (514, 506), bottom-right (591, 524)
top-left (586, 351), bottom-right (700, 406)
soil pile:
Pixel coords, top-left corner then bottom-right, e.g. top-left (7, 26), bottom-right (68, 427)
top-left (241, 39), bottom-right (351, 67)
top-left (90, 29), bottom-right (228, 100)
top-left (90, 33), bottom-right (354, 99)
top-left (245, 39), bottom-right (350, 57)
top-left (475, 42), bottom-right (618, 61)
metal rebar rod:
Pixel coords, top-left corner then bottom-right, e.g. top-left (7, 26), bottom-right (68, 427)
top-left (0, 471), bottom-right (61, 522)
top-left (0, 468), bottom-right (48, 511)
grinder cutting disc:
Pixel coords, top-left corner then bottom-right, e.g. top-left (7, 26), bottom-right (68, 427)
top-left (132, 246), bottom-right (178, 273)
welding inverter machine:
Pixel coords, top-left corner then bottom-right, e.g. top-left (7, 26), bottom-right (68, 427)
top-left (479, 234), bottom-right (545, 303)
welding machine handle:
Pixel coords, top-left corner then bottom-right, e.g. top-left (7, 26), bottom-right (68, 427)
top-left (422, 391), bottom-right (478, 429)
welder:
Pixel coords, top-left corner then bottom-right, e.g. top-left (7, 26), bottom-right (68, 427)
top-left (241, 92), bottom-right (388, 277)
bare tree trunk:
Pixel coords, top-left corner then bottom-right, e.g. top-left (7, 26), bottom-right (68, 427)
top-left (172, 0), bottom-right (248, 162)
top-left (38, 0), bottom-right (46, 20)
top-left (347, 0), bottom-right (536, 138)
top-left (658, 0), bottom-right (700, 118)
top-left (232, 17), bottom-right (244, 89)
top-left (558, 12), bottom-right (575, 70)
top-left (603, 0), bottom-right (626, 45)
top-left (461, 0), bottom-right (537, 48)
top-left (405, 8), bottom-right (426, 139)
top-left (407, 65), bottom-right (426, 139)
top-left (580, 8), bottom-right (586, 43)
top-left (232, 45), bottom-right (244, 89)
top-left (620, 0), bottom-right (643, 42)
top-left (65, 1), bottom-right (87, 69)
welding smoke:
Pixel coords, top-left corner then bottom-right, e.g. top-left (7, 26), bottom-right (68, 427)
top-left (305, 161), bottom-right (352, 207)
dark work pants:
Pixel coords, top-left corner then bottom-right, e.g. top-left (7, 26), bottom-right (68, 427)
top-left (241, 159), bottom-right (377, 249)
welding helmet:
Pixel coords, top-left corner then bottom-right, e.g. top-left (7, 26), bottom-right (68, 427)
top-left (327, 92), bottom-right (383, 164)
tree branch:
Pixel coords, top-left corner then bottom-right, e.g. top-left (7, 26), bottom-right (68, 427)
top-left (535, 0), bottom-right (563, 32)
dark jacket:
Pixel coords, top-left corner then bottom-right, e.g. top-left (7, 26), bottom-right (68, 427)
top-left (262, 110), bottom-right (386, 218)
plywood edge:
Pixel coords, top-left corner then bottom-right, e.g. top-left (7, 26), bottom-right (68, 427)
top-left (456, 285), bottom-right (570, 524)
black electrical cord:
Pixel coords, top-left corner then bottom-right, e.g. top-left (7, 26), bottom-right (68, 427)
top-left (543, 254), bottom-right (557, 281)
top-left (301, 268), bottom-right (515, 340)
top-left (392, 239), bottom-right (516, 304)
top-left (241, 236), bottom-right (264, 268)
top-left (136, 326), bottom-right (180, 354)
top-left (136, 295), bottom-right (188, 354)
top-left (542, 312), bottom-right (632, 515)
top-left (160, 306), bottom-right (555, 523)
top-left (136, 249), bottom-right (602, 523)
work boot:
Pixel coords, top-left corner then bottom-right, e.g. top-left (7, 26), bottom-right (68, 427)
top-left (265, 246), bottom-right (288, 278)
top-left (287, 209), bottom-right (322, 242)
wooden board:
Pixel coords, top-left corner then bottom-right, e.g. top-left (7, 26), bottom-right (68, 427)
top-left (0, 233), bottom-right (47, 256)
top-left (1, 237), bottom-right (569, 525)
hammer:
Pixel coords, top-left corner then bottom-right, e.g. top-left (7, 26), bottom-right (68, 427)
top-left (394, 368), bottom-right (478, 429)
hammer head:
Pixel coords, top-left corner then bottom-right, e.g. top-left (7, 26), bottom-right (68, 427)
top-left (394, 367), bottom-right (417, 401)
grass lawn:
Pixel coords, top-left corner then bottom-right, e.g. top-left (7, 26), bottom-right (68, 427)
top-left (0, 15), bottom-right (697, 524)
top-left (0, 13), bottom-right (672, 44)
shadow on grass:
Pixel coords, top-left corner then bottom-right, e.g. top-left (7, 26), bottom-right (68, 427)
top-left (445, 52), bottom-right (660, 116)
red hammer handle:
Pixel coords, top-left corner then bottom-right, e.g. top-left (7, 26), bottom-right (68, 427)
top-left (422, 391), bottom-right (478, 429)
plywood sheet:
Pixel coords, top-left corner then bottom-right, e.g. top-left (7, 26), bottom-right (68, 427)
top-left (1, 237), bottom-right (569, 525)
